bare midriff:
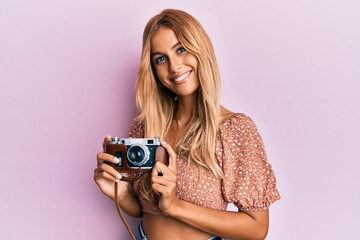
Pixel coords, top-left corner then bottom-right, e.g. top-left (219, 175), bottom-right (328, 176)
top-left (142, 213), bottom-right (212, 240)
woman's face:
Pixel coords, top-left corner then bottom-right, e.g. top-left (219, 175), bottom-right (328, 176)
top-left (150, 27), bottom-right (199, 98)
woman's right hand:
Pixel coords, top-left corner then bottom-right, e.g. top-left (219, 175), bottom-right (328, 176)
top-left (93, 135), bottom-right (129, 201)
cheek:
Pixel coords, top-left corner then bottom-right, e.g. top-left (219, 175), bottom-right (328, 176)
top-left (154, 65), bottom-right (168, 80)
top-left (187, 56), bottom-right (198, 70)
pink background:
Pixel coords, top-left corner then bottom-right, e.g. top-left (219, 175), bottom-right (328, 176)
top-left (1, 1), bottom-right (359, 239)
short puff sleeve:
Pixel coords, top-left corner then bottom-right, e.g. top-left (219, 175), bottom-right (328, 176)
top-left (218, 113), bottom-right (280, 211)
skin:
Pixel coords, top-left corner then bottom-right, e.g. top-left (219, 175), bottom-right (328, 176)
top-left (151, 27), bottom-right (200, 128)
top-left (94, 27), bottom-right (270, 240)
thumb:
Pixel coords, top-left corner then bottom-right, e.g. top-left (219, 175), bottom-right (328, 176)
top-left (160, 141), bottom-right (177, 174)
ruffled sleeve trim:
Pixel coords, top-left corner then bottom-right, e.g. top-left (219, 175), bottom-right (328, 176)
top-left (218, 113), bottom-right (280, 211)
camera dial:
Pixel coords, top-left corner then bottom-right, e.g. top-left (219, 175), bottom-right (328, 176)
top-left (127, 144), bottom-right (150, 166)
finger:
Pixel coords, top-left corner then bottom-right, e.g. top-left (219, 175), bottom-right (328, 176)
top-left (97, 163), bottom-right (123, 180)
top-left (151, 161), bottom-right (173, 177)
top-left (102, 135), bottom-right (112, 151)
top-left (151, 162), bottom-right (177, 186)
top-left (152, 161), bottom-right (164, 177)
top-left (97, 152), bottom-right (121, 165)
top-left (152, 183), bottom-right (165, 196)
top-left (93, 167), bottom-right (120, 183)
top-left (160, 141), bottom-right (177, 173)
top-left (152, 183), bottom-right (175, 197)
top-left (151, 174), bottom-right (175, 187)
top-left (121, 172), bottom-right (130, 179)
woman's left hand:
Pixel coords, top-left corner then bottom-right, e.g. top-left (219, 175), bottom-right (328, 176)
top-left (151, 141), bottom-right (178, 214)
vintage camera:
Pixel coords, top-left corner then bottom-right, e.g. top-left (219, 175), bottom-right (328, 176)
top-left (105, 137), bottom-right (168, 181)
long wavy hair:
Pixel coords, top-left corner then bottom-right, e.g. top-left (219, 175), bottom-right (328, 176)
top-left (135, 9), bottom-right (223, 197)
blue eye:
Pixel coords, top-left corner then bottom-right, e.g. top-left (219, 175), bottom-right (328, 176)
top-left (177, 47), bottom-right (186, 54)
top-left (155, 56), bottom-right (166, 64)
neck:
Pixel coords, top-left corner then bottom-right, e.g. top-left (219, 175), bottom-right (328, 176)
top-left (174, 93), bottom-right (197, 127)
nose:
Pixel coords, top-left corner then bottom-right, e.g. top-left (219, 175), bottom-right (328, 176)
top-left (169, 56), bottom-right (181, 73)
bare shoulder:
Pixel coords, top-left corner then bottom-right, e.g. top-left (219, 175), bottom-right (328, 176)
top-left (220, 106), bottom-right (235, 124)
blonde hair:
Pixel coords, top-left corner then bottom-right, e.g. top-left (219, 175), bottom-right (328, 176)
top-left (135, 9), bottom-right (223, 182)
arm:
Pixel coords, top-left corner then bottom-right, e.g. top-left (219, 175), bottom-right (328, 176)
top-left (113, 182), bottom-right (142, 218)
top-left (168, 198), bottom-right (269, 240)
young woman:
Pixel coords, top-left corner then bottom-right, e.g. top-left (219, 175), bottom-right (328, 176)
top-left (94, 9), bottom-right (280, 240)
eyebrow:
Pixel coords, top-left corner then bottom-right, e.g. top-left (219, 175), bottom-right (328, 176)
top-left (151, 42), bottom-right (181, 57)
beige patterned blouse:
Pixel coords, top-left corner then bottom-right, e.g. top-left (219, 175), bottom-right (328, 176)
top-left (129, 113), bottom-right (280, 214)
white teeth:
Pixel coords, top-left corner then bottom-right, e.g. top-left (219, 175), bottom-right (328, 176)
top-left (174, 71), bottom-right (190, 82)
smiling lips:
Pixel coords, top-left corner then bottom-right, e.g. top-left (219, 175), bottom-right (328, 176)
top-left (172, 71), bottom-right (191, 84)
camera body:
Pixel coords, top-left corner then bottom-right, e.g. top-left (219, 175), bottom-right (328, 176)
top-left (105, 137), bottom-right (168, 174)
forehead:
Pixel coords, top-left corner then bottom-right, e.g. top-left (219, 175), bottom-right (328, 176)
top-left (151, 27), bottom-right (179, 52)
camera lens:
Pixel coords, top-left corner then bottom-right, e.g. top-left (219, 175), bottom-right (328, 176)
top-left (128, 146), bottom-right (144, 162)
top-left (127, 144), bottom-right (150, 166)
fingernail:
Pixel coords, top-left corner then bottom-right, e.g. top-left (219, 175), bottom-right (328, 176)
top-left (113, 157), bottom-right (120, 164)
top-left (115, 179), bottom-right (120, 182)
top-left (162, 141), bottom-right (167, 144)
top-left (116, 173), bottom-right (122, 179)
